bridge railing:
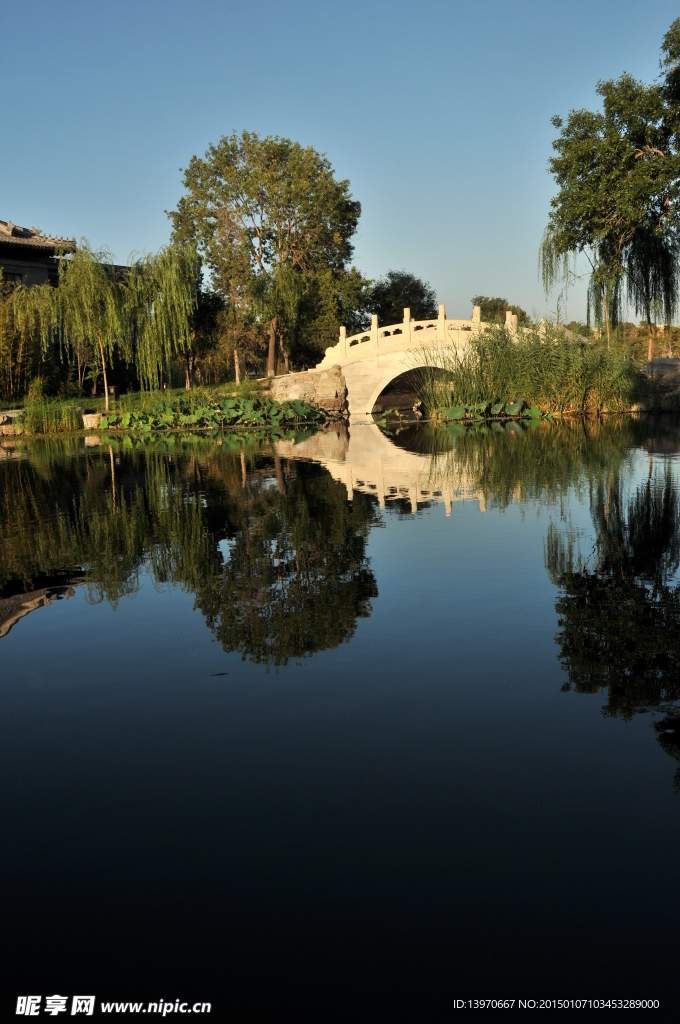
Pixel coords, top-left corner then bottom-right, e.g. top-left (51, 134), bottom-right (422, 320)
top-left (316, 305), bottom-right (484, 368)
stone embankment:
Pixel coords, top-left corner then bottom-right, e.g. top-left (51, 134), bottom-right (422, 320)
top-left (641, 358), bottom-right (680, 410)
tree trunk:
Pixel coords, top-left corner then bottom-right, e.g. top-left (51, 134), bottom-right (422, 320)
top-left (240, 450), bottom-right (247, 489)
top-left (234, 347), bottom-right (241, 385)
top-left (647, 318), bottom-right (654, 363)
top-left (279, 336), bottom-right (289, 374)
top-left (98, 337), bottom-right (109, 413)
top-left (602, 285), bottom-right (611, 349)
top-left (267, 316), bottom-right (277, 377)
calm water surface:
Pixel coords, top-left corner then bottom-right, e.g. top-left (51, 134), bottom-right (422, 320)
top-left (2, 419), bottom-right (680, 1020)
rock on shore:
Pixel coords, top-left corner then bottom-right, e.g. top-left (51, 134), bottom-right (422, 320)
top-left (266, 366), bottom-right (348, 416)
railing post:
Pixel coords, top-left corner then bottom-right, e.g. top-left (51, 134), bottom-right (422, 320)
top-left (340, 325), bottom-right (346, 359)
top-left (371, 313), bottom-right (378, 348)
top-left (437, 303), bottom-right (446, 342)
top-left (403, 307), bottom-right (411, 345)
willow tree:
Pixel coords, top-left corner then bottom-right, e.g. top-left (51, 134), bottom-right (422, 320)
top-left (170, 131), bottom-right (362, 376)
top-left (625, 218), bottom-right (680, 359)
top-left (55, 244), bottom-right (125, 412)
top-left (540, 31), bottom-right (680, 349)
top-left (125, 245), bottom-right (197, 391)
top-left (0, 276), bottom-right (52, 400)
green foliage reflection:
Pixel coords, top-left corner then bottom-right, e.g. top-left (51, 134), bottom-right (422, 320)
top-left (0, 440), bottom-right (379, 664)
top-left (545, 464), bottom-right (680, 787)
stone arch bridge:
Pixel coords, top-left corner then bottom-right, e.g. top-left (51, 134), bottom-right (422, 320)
top-left (313, 304), bottom-right (505, 417)
top-left (269, 305), bottom-right (519, 417)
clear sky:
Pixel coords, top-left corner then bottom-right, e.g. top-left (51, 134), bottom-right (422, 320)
top-left (2, 0), bottom-right (678, 322)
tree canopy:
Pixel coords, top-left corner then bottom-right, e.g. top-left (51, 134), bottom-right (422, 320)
top-left (540, 18), bottom-right (680, 353)
top-left (471, 295), bottom-right (528, 324)
top-left (369, 270), bottom-right (438, 326)
top-left (170, 131), bottom-right (368, 373)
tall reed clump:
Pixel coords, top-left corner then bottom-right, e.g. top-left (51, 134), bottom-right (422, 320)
top-left (415, 324), bottom-right (646, 416)
top-left (24, 400), bottom-right (83, 434)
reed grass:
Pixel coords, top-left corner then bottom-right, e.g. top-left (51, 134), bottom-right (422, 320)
top-left (23, 400), bottom-right (83, 434)
top-left (415, 324), bottom-right (646, 416)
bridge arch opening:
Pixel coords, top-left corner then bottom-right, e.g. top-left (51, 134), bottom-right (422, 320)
top-left (368, 366), bottom-right (452, 416)
top-left (370, 369), bottom-right (424, 414)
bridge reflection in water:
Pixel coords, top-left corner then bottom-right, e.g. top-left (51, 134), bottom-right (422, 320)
top-left (275, 420), bottom-right (487, 515)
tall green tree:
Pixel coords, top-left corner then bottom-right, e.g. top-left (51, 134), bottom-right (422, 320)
top-left (54, 244), bottom-right (126, 412)
top-left (170, 131), bottom-right (363, 376)
top-left (183, 287), bottom-right (224, 387)
top-left (53, 243), bottom-right (196, 407)
top-left (540, 27), bottom-right (680, 351)
top-left (369, 270), bottom-right (438, 326)
top-left (125, 244), bottom-right (197, 391)
top-left (0, 275), bottom-right (52, 400)
top-left (624, 217), bottom-right (680, 360)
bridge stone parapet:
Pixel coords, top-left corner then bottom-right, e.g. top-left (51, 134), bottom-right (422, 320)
top-left (314, 305), bottom-right (485, 417)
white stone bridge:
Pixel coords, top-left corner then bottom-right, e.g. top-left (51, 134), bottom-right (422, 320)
top-left (313, 304), bottom-right (504, 417)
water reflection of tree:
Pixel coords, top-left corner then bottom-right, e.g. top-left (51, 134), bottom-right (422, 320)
top-left (394, 417), bottom-right (645, 510)
top-left (0, 443), bottom-right (379, 664)
top-left (194, 464), bottom-right (379, 664)
top-left (545, 465), bottom-right (680, 787)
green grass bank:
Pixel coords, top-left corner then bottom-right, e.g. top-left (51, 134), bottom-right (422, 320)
top-left (4, 380), bottom-right (339, 437)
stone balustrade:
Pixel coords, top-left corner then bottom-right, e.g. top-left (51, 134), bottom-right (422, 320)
top-left (316, 305), bottom-right (482, 372)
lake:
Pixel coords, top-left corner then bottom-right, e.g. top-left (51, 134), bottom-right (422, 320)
top-left (2, 418), bottom-right (679, 1020)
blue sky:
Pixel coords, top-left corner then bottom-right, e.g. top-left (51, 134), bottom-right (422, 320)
top-left (2, 0), bottom-right (678, 321)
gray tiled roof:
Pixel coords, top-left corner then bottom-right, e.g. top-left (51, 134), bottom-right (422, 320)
top-left (0, 219), bottom-right (76, 251)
